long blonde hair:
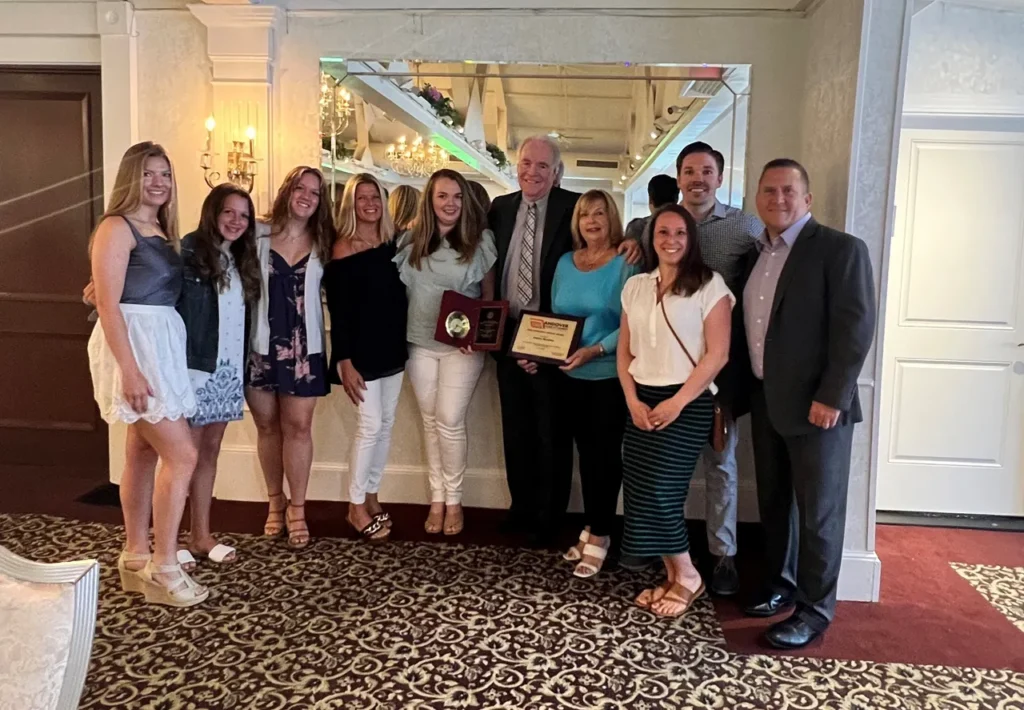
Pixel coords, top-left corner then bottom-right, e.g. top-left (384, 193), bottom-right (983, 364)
top-left (388, 184), bottom-right (420, 233)
top-left (333, 173), bottom-right (395, 245)
top-left (267, 166), bottom-right (336, 264)
top-left (93, 141), bottom-right (180, 252)
top-left (570, 189), bottom-right (624, 251)
top-left (406, 169), bottom-right (484, 270)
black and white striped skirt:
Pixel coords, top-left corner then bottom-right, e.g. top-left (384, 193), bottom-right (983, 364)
top-left (621, 385), bottom-right (714, 557)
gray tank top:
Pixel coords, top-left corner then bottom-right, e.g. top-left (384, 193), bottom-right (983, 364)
top-left (119, 216), bottom-right (182, 307)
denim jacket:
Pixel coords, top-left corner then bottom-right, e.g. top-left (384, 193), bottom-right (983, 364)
top-left (177, 232), bottom-right (249, 373)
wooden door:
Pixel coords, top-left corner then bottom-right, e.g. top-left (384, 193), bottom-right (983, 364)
top-left (877, 128), bottom-right (1024, 516)
top-left (0, 68), bottom-right (107, 472)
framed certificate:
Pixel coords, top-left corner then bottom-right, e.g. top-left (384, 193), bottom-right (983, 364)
top-left (434, 290), bottom-right (509, 351)
top-left (508, 311), bottom-right (585, 365)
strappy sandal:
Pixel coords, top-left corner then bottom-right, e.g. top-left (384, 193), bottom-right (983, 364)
top-left (351, 517), bottom-right (390, 543)
top-left (264, 492), bottom-right (287, 537)
top-left (190, 543), bottom-right (237, 565)
top-left (635, 581), bottom-right (672, 609)
top-left (285, 503), bottom-right (310, 549)
top-left (573, 542), bottom-right (609, 579)
top-left (424, 505), bottom-right (444, 534)
top-left (372, 511), bottom-right (393, 528)
top-left (651, 581), bottom-right (706, 618)
top-left (563, 529), bottom-right (590, 561)
top-left (139, 560), bottom-right (210, 607)
top-left (443, 504), bottom-right (464, 536)
top-left (118, 550), bottom-right (151, 593)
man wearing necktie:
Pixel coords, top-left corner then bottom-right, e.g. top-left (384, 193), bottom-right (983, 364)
top-left (488, 135), bottom-right (640, 548)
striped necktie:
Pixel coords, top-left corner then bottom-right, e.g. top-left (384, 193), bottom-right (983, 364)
top-left (516, 202), bottom-right (537, 307)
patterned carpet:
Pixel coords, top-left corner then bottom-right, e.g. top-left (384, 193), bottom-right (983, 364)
top-left (2, 513), bottom-right (1024, 709)
top-left (953, 563), bottom-right (1024, 635)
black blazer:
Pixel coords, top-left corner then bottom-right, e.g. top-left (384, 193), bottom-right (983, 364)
top-left (751, 218), bottom-right (876, 437)
top-left (488, 186), bottom-right (581, 315)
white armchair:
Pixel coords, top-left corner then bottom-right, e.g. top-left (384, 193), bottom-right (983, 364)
top-left (0, 545), bottom-right (98, 710)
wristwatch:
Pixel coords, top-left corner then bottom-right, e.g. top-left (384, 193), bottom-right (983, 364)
top-left (597, 343), bottom-right (606, 356)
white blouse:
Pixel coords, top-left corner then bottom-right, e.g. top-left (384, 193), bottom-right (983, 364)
top-left (620, 270), bottom-right (735, 388)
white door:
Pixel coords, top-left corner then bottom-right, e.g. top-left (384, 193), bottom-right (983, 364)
top-left (877, 129), bottom-right (1024, 516)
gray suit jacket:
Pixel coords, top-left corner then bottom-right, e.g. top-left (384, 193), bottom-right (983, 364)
top-left (751, 217), bottom-right (876, 437)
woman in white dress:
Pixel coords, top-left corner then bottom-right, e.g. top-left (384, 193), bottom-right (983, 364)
top-left (87, 142), bottom-right (208, 607)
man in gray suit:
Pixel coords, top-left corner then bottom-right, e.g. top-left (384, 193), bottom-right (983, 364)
top-left (742, 159), bottom-right (876, 649)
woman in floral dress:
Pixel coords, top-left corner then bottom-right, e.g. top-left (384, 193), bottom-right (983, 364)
top-left (247, 166), bottom-right (335, 549)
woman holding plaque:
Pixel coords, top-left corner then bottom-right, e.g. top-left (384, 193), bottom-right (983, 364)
top-left (617, 203), bottom-right (733, 617)
top-left (247, 166), bottom-right (335, 550)
top-left (394, 169), bottom-right (497, 536)
top-left (551, 189), bottom-right (640, 578)
top-left (325, 173), bottom-right (408, 542)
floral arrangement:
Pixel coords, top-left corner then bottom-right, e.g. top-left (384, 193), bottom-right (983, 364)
top-left (486, 143), bottom-right (508, 169)
top-left (418, 83), bottom-right (463, 129)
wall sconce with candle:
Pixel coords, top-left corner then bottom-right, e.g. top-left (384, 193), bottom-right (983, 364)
top-left (200, 116), bottom-right (259, 193)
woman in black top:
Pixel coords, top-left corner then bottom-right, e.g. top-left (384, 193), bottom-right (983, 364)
top-left (324, 173), bottom-right (408, 541)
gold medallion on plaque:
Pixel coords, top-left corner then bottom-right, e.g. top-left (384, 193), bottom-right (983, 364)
top-left (444, 311), bottom-right (471, 339)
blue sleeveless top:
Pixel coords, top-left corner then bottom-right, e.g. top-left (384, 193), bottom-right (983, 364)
top-left (118, 216), bottom-right (182, 307)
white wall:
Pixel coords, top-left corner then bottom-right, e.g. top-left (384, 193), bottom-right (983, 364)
top-left (904, 1), bottom-right (1024, 116)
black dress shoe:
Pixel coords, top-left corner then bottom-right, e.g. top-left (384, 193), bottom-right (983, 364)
top-left (764, 617), bottom-right (822, 649)
top-left (743, 592), bottom-right (795, 618)
top-left (709, 556), bottom-right (739, 597)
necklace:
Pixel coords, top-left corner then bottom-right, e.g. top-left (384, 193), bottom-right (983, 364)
top-left (576, 248), bottom-right (614, 271)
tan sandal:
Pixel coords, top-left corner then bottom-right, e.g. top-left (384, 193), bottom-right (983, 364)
top-left (118, 550), bottom-right (150, 593)
top-left (264, 492), bottom-right (287, 537)
top-left (635, 581), bottom-right (672, 609)
top-left (140, 560), bottom-right (210, 607)
top-left (424, 505), bottom-right (444, 534)
top-left (285, 503), bottom-right (310, 549)
top-left (651, 581), bottom-right (705, 618)
top-left (443, 504), bottom-right (464, 536)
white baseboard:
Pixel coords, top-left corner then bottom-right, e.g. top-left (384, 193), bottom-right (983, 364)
top-left (212, 445), bottom-right (764, 519)
top-left (837, 549), bottom-right (882, 602)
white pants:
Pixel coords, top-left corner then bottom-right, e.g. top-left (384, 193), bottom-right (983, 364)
top-left (349, 371), bottom-right (404, 504)
top-left (406, 345), bottom-right (485, 505)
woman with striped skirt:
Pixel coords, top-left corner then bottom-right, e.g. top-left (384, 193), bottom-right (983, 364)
top-left (616, 203), bottom-right (734, 618)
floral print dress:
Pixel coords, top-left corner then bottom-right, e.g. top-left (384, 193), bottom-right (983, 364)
top-left (246, 250), bottom-right (329, 397)
top-left (188, 246), bottom-right (246, 426)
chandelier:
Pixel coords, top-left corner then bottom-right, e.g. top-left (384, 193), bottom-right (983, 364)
top-left (319, 71), bottom-right (354, 140)
top-left (385, 135), bottom-right (448, 178)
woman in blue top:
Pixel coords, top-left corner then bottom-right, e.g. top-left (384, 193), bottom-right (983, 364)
top-left (395, 169), bottom-right (497, 536)
top-left (551, 189), bottom-right (641, 578)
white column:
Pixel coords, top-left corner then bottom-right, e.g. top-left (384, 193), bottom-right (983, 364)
top-left (96, 1), bottom-right (138, 202)
top-left (840, 0), bottom-right (913, 602)
top-left (188, 3), bottom-right (284, 213)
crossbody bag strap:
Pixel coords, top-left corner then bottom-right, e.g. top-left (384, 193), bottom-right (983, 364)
top-left (656, 279), bottom-right (697, 369)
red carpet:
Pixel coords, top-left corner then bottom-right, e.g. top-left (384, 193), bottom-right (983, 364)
top-left (717, 524), bottom-right (1024, 670)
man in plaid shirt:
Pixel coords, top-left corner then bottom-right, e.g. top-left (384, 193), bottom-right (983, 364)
top-left (625, 142), bottom-right (762, 598)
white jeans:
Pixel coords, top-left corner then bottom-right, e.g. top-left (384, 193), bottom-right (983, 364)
top-left (406, 345), bottom-right (485, 505)
top-left (349, 371), bottom-right (404, 504)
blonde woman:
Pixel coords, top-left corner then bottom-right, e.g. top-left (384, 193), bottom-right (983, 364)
top-left (324, 173), bottom-right (408, 542)
top-left (87, 141), bottom-right (207, 607)
top-left (395, 169), bottom-right (496, 535)
top-left (247, 166), bottom-right (335, 550)
top-left (388, 184), bottom-right (420, 234)
top-left (551, 190), bottom-right (640, 577)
